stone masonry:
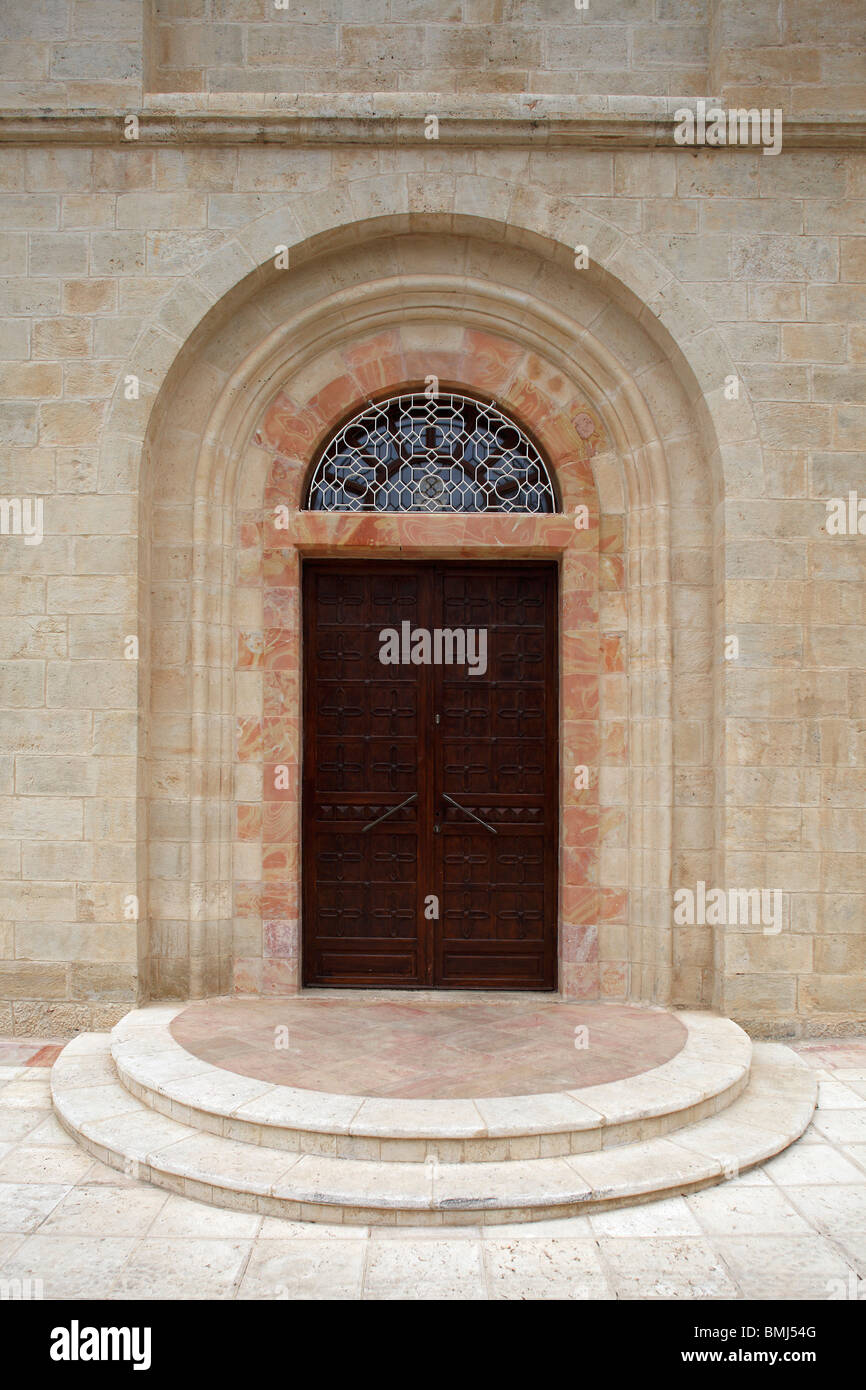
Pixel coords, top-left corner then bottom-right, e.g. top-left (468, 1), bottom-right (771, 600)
top-left (0, 1), bottom-right (864, 1039)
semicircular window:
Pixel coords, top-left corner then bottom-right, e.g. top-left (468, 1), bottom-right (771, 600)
top-left (306, 392), bottom-right (557, 513)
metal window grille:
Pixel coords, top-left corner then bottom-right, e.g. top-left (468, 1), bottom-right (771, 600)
top-left (306, 392), bottom-right (557, 514)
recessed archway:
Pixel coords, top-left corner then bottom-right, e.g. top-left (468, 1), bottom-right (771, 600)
top-left (118, 199), bottom-right (758, 1015)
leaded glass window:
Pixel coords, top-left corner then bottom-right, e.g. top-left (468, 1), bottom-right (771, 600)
top-left (306, 392), bottom-right (557, 514)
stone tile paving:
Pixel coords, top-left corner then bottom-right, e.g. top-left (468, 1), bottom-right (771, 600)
top-left (0, 1037), bottom-right (864, 1300)
top-left (169, 997), bottom-right (688, 1097)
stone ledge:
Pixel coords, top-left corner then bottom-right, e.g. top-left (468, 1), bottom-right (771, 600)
top-left (1, 99), bottom-right (863, 147)
top-left (51, 1035), bottom-right (817, 1226)
top-left (107, 1004), bottom-right (750, 1161)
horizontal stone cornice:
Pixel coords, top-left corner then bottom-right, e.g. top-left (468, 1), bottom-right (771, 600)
top-left (1, 94), bottom-right (864, 148)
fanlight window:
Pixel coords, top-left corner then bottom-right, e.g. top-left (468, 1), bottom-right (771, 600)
top-left (306, 392), bottom-right (557, 513)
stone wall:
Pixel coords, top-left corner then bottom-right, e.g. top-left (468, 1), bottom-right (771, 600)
top-left (0, 0), bottom-right (864, 1037)
top-left (3, 1), bottom-right (863, 111)
top-left (148, 0), bottom-right (710, 98)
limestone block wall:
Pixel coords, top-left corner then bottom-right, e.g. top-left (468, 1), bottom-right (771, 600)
top-left (710, 0), bottom-right (866, 114)
top-left (0, 0), bottom-right (864, 1038)
top-left (146, 0), bottom-right (711, 99)
top-left (0, 0), bottom-right (146, 111)
top-left (1, 1), bottom-right (864, 111)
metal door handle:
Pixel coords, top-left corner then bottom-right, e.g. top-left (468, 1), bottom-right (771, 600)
top-left (442, 793), bottom-right (497, 835)
top-left (361, 792), bottom-right (417, 832)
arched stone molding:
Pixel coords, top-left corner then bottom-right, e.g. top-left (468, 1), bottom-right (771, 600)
top-left (110, 188), bottom-right (760, 1011)
top-left (104, 177), bottom-right (759, 497)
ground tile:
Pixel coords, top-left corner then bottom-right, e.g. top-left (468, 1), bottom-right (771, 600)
top-left (589, 1194), bottom-right (703, 1238)
top-left (39, 1184), bottom-right (168, 1237)
top-left (712, 1235), bottom-right (856, 1300)
top-left (818, 1080), bottom-right (866, 1109)
top-left (371, 1222), bottom-right (482, 1239)
top-left (821, 1231), bottom-right (866, 1281)
top-left (685, 1184), bottom-right (812, 1236)
top-left (483, 1237), bottom-right (612, 1299)
top-left (363, 1238), bottom-right (486, 1300)
top-left (780, 1184), bottom-right (866, 1236)
top-left (0, 1144), bottom-right (98, 1185)
top-left (596, 1236), bottom-right (740, 1299)
top-left (111, 1238), bottom-right (252, 1300)
top-left (0, 1108), bottom-right (54, 1144)
top-left (258, 1216), bottom-right (368, 1239)
top-left (480, 1213), bottom-right (594, 1238)
top-left (78, 1158), bottom-right (148, 1187)
top-left (811, 1111), bottom-right (866, 1146)
top-left (0, 1076), bottom-right (52, 1103)
top-left (2, 1234), bottom-right (136, 1299)
top-left (238, 1238), bottom-right (366, 1299)
top-left (21, 1114), bottom-right (80, 1147)
top-left (147, 1193), bottom-right (262, 1239)
top-left (762, 1142), bottom-right (866, 1185)
top-left (0, 1182), bottom-right (71, 1234)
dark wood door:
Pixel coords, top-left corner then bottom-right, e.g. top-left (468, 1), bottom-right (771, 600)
top-left (302, 561), bottom-right (558, 989)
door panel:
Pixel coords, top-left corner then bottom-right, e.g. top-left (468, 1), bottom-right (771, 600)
top-left (302, 561), bottom-right (557, 989)
top-left (303, 564), bottom-right (429, 986)
top-left (433, 567), bottom-right (556, 988)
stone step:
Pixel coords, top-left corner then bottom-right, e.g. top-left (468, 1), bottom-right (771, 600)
top-left (51, 1035), bottom-right (815, 1226)
top-left (109, 1004), bottom-right (752, 1162)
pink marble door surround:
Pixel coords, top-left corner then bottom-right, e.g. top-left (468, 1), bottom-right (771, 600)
top-left (232, 325), bottom-right (624, 1000)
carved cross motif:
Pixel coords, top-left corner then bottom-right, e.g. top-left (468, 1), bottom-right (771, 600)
top-left (321, 685), bottom-right (363, 734)
top-left (497, 845), bottom-right (543, 884)
top-left (442, 691), bottom-right (487, 733)
top-left (318, 841), bottom-right (363, 881)
top-left (444, 748), bottom-right (487, 792)
top-left (319, 743), bottom-right (363, 790)
top-left (499, 643), bottom-right (542, 681)
top-left (499, 749), bottom-right (543, 790)
top-left (319, 586), bottom-right (364, 624)
top-left (317, 630), bottom-right (362, 668)
top-left (499, 689), bottom-right (541, 732)
top-left (499, 904), bottom-right (542, 940)
top-left (443, 837), bottom-right (488, 884)
top-left (498, 585), bottom-right (544, 624)
top-left (372, 894), bottom-right (414, 939)
top-left (443, 578), bottom-right (491, 625)
top-left (320, 888), bottom-right (362, 938)
top-left (371, 744), bottom-right (415, 791)
top-left (446, 891), bottom-right (489, 940)
top-left (371, 688), bottom-right (415, 734)
top-left (372, 838), bottom-right (416, 883)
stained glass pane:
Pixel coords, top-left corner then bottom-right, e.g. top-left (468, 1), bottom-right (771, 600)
top-left (306, 393), bottom-right (557, 513)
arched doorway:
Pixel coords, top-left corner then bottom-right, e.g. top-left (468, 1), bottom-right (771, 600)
top-left (299, 391), bottom-right (560, 989)
top-left (135, 214), bottom-right (737, 1014)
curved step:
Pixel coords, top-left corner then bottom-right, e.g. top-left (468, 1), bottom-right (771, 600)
top-left (51, 1035), bottom-right (815, 1226)
top-left (110, 1005), bottom-right (752, 1162)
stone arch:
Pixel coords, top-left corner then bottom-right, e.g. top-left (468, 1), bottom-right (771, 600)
top-left (119, 188), bottom-right (759, 1012)
top-left (103, 177), bottom-right (758, 507)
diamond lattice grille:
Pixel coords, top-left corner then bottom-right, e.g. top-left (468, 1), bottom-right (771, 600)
top-left (306, 393), bottom-right (557, 513)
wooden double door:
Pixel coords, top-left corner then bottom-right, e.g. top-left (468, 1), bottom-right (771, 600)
top-left (302, 561), bottom-right (558, 989)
